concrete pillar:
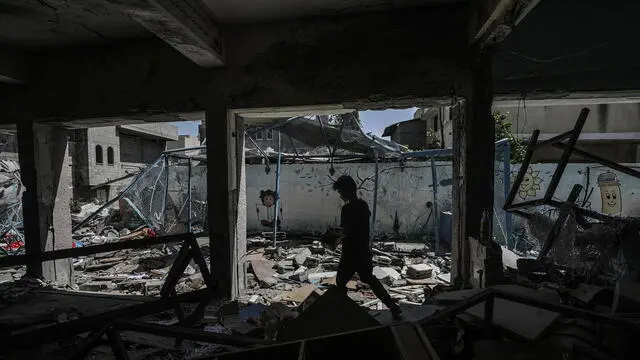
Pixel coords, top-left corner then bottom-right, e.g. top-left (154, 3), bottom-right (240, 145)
top-left (452, 50), bottom-right (495, 287)
top-left (206, 106), bottom-right (242, 299)
top-left (17, 120), bottom-right (43, 278)
top-left (18, 123), bottom-right (73, 283)
top-left (234, 115), bottom-right (247, 294)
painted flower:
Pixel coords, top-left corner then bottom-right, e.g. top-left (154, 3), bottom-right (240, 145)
top-left (517, 166), bottom-right (542, 200)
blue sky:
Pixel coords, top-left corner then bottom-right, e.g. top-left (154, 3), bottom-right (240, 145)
top-left (170, 108), bottom-right (418, 137)
top-left (173, 120), bottom-right (201, 136)
top-left (358, 108), bottom-right (417, 137)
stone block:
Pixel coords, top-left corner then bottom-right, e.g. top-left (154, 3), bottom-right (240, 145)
top-left (277, 260), bottom-right (295, 274)
top-left (79, 281), bottom-right (115, 292)
top-left (144, 280), bottom-right (164, 295)
top-left (294, 248), bottom-right (312, 267)
top-left (308, 271), bottom-right (337, 283)
top-left (407, 264), bottom-right (433, 279)
top-left (291, 266), bottom-right (309, 282)
top-left (372, 267), bottom-right (401, 285)
top-left (373, 255), bottom-right (392, 265)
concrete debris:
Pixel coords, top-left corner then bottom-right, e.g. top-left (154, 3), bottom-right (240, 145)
top-left (372, 266), bottom-right (402, 285)
top-left (373, 255), bottom-right (392, 265)
top-left (250, 259), bottom-right (279, 288)
top-left (293, 248), bottom-right (312, 267)
top-left (278, 287), bottom-right (379, 341)
top-left (406, 263), bottom-right (433, 279)
top-left (310, 241), bottom-right (325, 254)
top-left (308, 271), bottom-right (337, 283)
top-left (240, 237), bottom-right (451, 316)
top-left (78, 281), bottom-right (116, 292)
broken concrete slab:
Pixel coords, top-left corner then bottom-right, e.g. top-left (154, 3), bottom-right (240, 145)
top-left (308, 271), bottom-right (337, 284)
top-left (406, 264), bottom-right (433, 279)
top-left (321, 277), bottom-right (357, 290)
top-left (276, 260), bottom-right (295, 274)
top-left (144, 280), bottom-right (164, 296)
top-left (303, 256), bottom-right (321, 268)
top-left (372, 267), bottom-right (401, 285)
top-left (320, 262), bottom-right (339, 271)
top-left (187, 274), bottom-right (205, 290)
top-left (406, 277), bottom-right (439, 285)
top-left (281, 284), bottom-right (322, 303)
top-left (501, 245), bottom-right (520, 270)
top-left (79, 281), bottom-right (116, 292)
top-left (294, 248), bottom-right (312, 267)
top-left (250, 259), bottom-right (279, 288)
top-left (437, 273), bottom-right (451, 284)
top-left (389, 278), bottom-right (408, 287)
top-left (373, 255), bottom-right (392, 265)
top-left (310, 242), bottom-right (325, 255)
top-left (290, 266), bottom-right (309, 282)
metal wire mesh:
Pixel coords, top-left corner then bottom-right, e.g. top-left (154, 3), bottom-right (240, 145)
top-left (117, 147), bottom-right (208, 235)
top-left (120, 156), bottom-right (168, 231)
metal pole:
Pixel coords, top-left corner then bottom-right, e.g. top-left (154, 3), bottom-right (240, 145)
top-left (273, 131), bottom-right (282, 246)
top-left (188, 158), bottom-right (192, 233)
top-left (431, 157), bottom-right (440, 255)
top-left (371, 149), bottom-right (379, 246)
top-left (503, 142), bottom-right (513, 249)
top-left (163, 155), bottom-right (169, 229)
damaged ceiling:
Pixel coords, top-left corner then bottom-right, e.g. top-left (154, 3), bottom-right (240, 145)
top-left (0, 1), bottom-right (151, 49)
top-left (202, 0), bottom-right (466, 24)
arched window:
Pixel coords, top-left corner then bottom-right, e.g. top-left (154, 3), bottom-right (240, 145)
top-left (95, 145), bottom-right (103, 164)
top-left (107, 147), bottom-right (114, 165)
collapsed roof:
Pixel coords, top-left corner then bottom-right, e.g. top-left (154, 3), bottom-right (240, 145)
top-left (246, 114), bottom-right (407, 158)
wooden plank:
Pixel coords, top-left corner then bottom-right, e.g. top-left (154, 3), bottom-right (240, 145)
top-left (414, 325), bottom-right (441, 360)
top-left (108, 328), bottom-right (131, 360)
top-left (391, 324), bottom-right (431, 360)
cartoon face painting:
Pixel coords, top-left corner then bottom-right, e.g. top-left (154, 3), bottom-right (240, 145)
top-left (257, 189), bottom-right (282, 228)
top-left (597, 171), bottom-right (622, 215)
top-left (260, 189), bottom-right (277, 208)
top-left (517, 166), bottom-right (543, 200)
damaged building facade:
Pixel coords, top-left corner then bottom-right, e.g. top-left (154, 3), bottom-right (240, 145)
top-left (71, 123), bottom-right (179, 202)
top-left (1, 0), bottom-right (640, 359)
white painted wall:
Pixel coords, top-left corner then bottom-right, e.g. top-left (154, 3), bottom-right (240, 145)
top-left (247, 161), bottom-right (454, 237)
top-left (247, 161), bottom-right (640, 240)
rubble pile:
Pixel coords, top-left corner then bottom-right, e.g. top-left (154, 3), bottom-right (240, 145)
top-left (0, 160), bottom-right (25, 257)
top-left (241, 237), bottom-right (452, 310)
top-left (72, 242), bottom-right (210, 295)
top-left (71, 200), bottom-right (159, 247)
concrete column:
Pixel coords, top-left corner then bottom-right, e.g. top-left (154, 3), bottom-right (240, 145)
top-left (234, 115), bottom-right (247, 294)
top-left (452, 50), bottom-right (495, 287)
top-left (18, 123), bottom-right (73, 283)
top-left (17, 120), bottom-right (43, 278)
top-left (206, 106), bottom-right (239, 299)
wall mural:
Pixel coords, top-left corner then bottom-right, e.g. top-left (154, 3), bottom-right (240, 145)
top-left (597, 171), bottom-right (622, 215)
top-left (256, 189), bottom-right (282, 228)
top-left (517, 166), bottom-right (543, 201)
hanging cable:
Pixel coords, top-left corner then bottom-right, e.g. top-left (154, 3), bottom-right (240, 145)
top-left (515, 98), bottom-right (521, 137)
top-left (504, 30), bottom-right (640, 64)
top-left (521, 95), bottom-right (529, 134)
